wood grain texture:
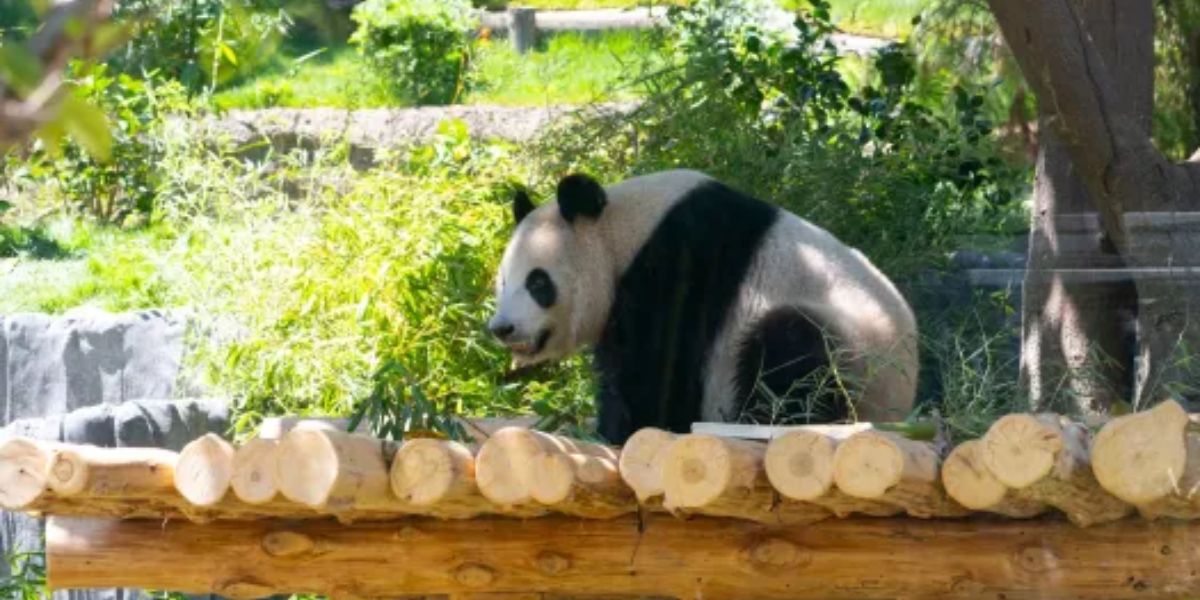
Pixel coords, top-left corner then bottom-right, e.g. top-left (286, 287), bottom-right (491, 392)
top-left (47, 514), bottom-right (1200, 599)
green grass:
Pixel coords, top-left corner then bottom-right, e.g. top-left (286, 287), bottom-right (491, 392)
top-left (494, 1), bottom-right (931, 37)
top-left (212, 31), bottom-right (660, 110)
top-left (212, 47), bottom-right (394, 110)
top-left (466, 31), bottom-right (660, 105)
top-left (0, 219), bottom-right (180, 314)
top-left (781, 0), bottom-right (930, 37)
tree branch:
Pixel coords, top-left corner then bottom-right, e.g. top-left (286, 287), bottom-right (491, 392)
top-left (986, 0), bottom-right (1200, 250)
top-left (0, 0), bottom-right (112, 150)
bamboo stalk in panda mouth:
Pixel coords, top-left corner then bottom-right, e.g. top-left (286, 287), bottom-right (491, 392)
top-left (661, 434), bottom-right (830, 524)
top-left (1091, 400), bottom-right (1200, 520)
top-left (832, 429), bottom-right (968, 518)
top-left (981, 413), bottom-right (1130, 526)
top-left (475, 427), bottom-right (634, 518)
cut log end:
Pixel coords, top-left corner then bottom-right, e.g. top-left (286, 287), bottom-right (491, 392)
top-left (175, 433), bottom-right (235, 507)
top-left (617, 428), bottom-right (677, 501)
top-left (277, 429), bottom-right (351, 508)
top-left (1092, 400), bottom-right (1189, 504)
top-left (982, 414), bottom-right (1062, 489)
top-left (764, 430), bottom-right (837, 501)
top-left (832, 431), bottom-right (905, 499)
top-left (391, 438), bottom-right (473, 506)
top-left (0, 438), bottom-right (50, 509)
top-left (661, 435), bottom-right (738, 508)
top-left (46, 448), bottom-right (87, 496)
top-left (230, 438), bottom-right (279, 505)
top-left (475, 427), bottom-right (540, 506)
top-left (942, 440), bottom-right (1009, 510)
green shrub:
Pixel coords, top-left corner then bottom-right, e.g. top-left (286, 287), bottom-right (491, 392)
top-left (538, 0), bottom-right (1026, 278)
top-left (141, 124), bottom-right (593, 437)
top-left (31, 64), bottom-right (191, 225)
top-left (350, 0), bottom-right (475, 105)
top-left (109, 0), bottom-right (291, 92)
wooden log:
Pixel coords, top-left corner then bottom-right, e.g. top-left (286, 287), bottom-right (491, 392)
top-left (616, 427), bottom-right (676, 504)
top-left (661, 434), bottom-right (828, 524)
top-left (1092, 400), bottom-right (1200, 519)
top-left (832, 430), bottom-right (968, 518)
top-left (47, 514), bottom-right (1200, 599)
top-left (46, 445), bottom-right (176, 499)
top-left (230, 438), bottom-right (280, 505)
top-left (276, 426), bottom-right (404, 517)
top-left (475, 427), bottom-right (631, 518)
top-left (982, 413), bottom-right (1131, 526)
top-left (175, 433), bottom-right (235, 507)
top-left (764, 430), bottom-right (902, 518)
top-left (390, 438), bottom-right (499, 519)
top-left (941, 440), bottom-right (1047, 518)
top-left (0, 437), bottom-right (52, 510)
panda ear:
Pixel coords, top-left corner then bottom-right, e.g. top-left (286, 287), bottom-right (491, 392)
top-left (556, 173), bottom-right (607, 224)
top-left (512, 187), bottom-right (536, 224)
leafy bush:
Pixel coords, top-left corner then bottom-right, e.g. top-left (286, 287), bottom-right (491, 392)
top-left (142, 123), bottom-right (593, 436)
top-left (539, 0), bottom-right (1026, 277)
top-left (29, 64), bottom-right (191, 224)
top-left (0, 550), bottom-right (45, 600)
top-left (350, 0), bottom-right (475, 105)
top-left (109, 0), bottom-right (291, 92)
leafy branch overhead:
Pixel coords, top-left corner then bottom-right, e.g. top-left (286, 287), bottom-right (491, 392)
top-left (0, 0), bottom-right (128, 158)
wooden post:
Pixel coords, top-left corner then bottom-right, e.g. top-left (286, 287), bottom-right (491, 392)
top-left (509, 7), bottom-right (537, 54)
top-left (46, 514), bottom-right (1200, 599)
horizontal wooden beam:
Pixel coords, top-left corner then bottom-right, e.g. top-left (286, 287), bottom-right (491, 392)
top-left (47, 514), bottom-right (1200, 599)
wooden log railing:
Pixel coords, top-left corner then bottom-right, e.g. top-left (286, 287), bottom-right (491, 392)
top-left (5, 403), bottom-right (1200, 598)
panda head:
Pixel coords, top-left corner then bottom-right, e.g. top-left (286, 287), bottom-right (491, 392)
top-left (489, 173), bottom-right (612, 367)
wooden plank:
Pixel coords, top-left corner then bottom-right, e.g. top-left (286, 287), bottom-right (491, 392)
top-left (47, 514), bottom-right (1200, 599)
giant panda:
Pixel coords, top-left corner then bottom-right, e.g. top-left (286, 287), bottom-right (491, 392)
top-left (488, 169), bottom-right (919, 444)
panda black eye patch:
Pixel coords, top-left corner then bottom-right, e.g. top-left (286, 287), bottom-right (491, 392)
top-left (525, 268), bottom-right (557, 308)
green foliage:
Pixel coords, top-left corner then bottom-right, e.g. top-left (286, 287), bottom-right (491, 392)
top-left (541, 0), bottom-right (1026, 277)
top-left (466, 31), bottom-right (661, 106)
top-left (0, 550), bottom-right (46, 600)
top-left (213, 31), bottom-right (660, 110)
top-left (212, 46), bottom-right (394, 109)
top-left (350, 0), bottom-right (475, 105)
top-left (29, 64), bottom-right (191, 224)
top-left (132, 124), bottom-right (594, 435)
top-left (1154, 0), bottom-right (1200, 160)
top-left (109, 0), bottom-right (291, 92)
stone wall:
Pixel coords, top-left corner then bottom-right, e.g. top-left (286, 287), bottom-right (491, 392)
top-left (0, 309), bottom-right (229, 600)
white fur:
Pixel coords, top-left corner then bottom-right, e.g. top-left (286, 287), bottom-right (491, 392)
top-left (702, 213), bottom-right (919, 422)
top-left (492, 169), bottom-right (918, 419)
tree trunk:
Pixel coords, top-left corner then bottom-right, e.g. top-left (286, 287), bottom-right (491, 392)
top-left (989, 0), bottom-right (1200, 409)
top-left (1017, 0), bottom-right (1149, 417)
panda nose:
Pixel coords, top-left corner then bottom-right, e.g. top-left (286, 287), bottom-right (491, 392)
top-left (489, 319), bottom-right (515, 341)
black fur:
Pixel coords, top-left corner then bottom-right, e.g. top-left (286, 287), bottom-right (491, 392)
top-left (557, 174), bottom-right (607, 223)
top-left (525, 268), bottom-right (557, 308)
top-left (593, 179), bottom-right (779, 444)
top-left (513, 188), bottom-right (536, 224)
top-left (733, 307), bottom-right (846, 425)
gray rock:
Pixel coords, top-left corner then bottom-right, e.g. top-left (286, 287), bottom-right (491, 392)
top-left (187, 103), bottom-right (639, 169)
top-left (62, 404), bottom-right (115, 446)
top-left (4, 309), bottom-right (186, 422)
top-left (113, 398), bottom-right (229, 450)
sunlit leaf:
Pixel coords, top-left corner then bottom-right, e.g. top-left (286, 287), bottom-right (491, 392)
top-left (0, 45), bottom-right (43, 95)
top-left (219, 42), bottom-right (238, 66)
top-left (58, 95), bottom-right (112, 162)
